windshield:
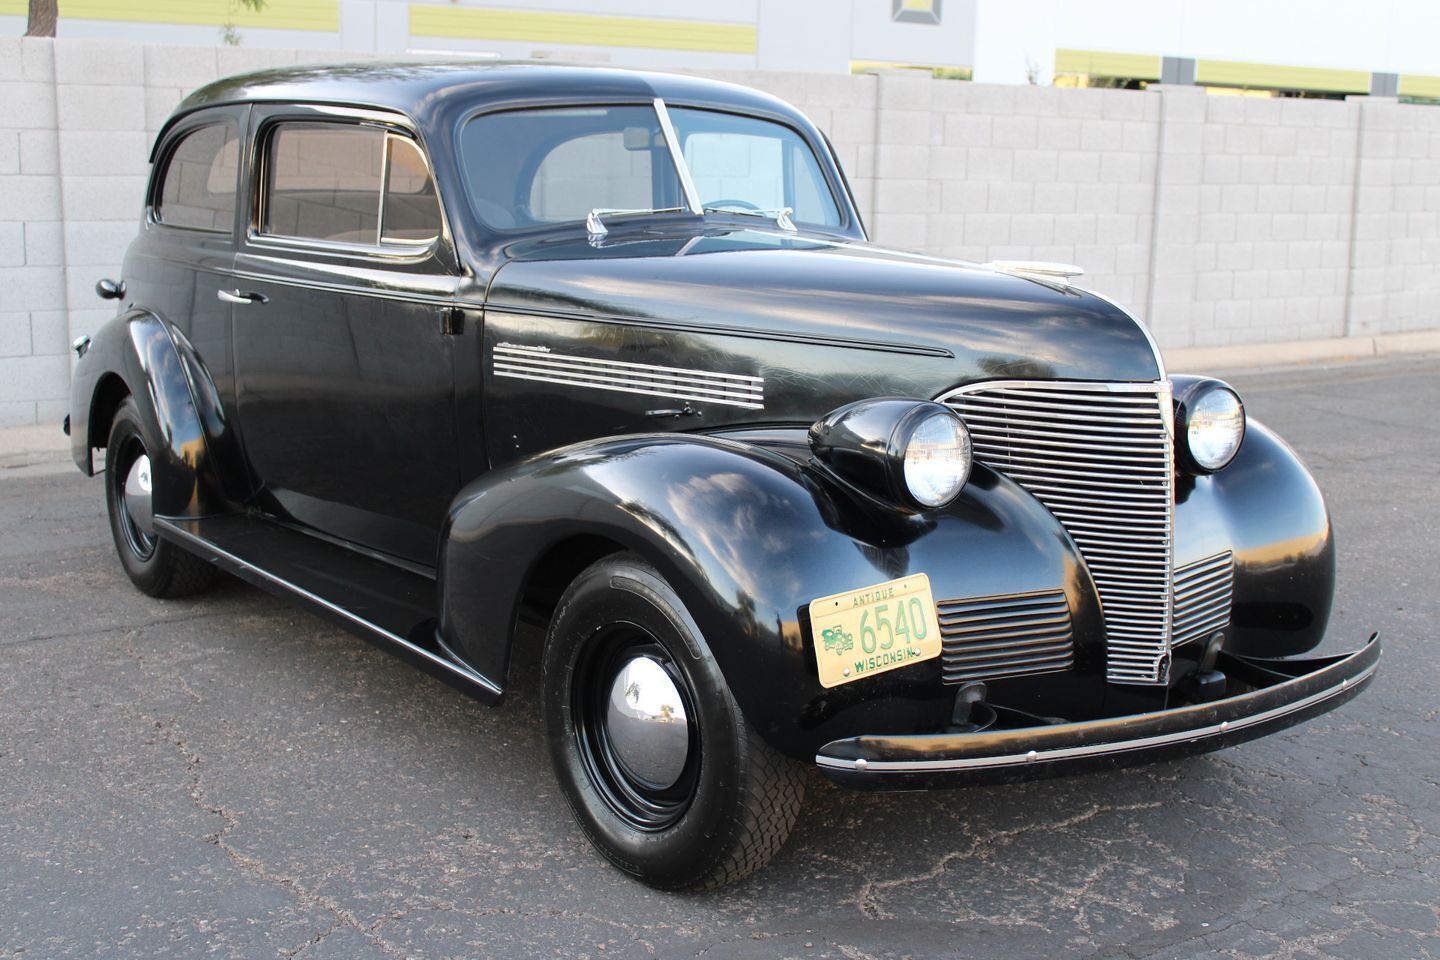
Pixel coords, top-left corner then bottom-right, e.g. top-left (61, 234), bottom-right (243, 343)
top-left (460, 105), bottom-right (685, 230)
top-left (459, 102), bottom-right (842, 233)
top-left (668, 107), bottom-right (841, 227)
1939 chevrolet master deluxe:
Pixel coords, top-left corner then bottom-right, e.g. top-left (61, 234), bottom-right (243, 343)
top-left (66, 62), bottom-right (1379, 889)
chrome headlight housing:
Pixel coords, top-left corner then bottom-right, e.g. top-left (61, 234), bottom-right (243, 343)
top-left (809, 399), bottom-right (972, 509)
top-left (1175, 378), bottom-right (1245, 473)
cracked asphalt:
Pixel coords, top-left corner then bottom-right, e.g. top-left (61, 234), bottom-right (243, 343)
top-left (2, 355), bottom-right (1437, 960)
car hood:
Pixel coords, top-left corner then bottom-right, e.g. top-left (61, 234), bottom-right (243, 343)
top-left (479, 227), bottom-right (1163, 461)
top-left (486, 227), bottom-right (1162, 385)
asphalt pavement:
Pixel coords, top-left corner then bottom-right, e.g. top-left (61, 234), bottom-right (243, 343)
top-left (1, 355), bottom-right (1437, 960)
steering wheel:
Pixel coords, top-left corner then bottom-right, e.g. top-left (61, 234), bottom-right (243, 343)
top-left (704, 198), bottom-right (763, 212)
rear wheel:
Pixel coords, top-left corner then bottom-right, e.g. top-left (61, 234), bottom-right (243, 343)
top-left (104, 398), bottom-right (216, 599)
top-left (542, 553), bottom-right (805, 889)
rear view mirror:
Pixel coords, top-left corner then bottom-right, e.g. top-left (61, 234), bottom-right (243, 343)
top-left (622, 126), bottom-right (657, 151)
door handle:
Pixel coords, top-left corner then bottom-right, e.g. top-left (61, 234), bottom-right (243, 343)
top-left (217, 289), bottom-right (268, 305)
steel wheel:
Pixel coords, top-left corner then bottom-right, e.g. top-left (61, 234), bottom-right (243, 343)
top-left (110, 434), bottom-right (156, 561)
top-left (572, 629), bottom-right (700, 831)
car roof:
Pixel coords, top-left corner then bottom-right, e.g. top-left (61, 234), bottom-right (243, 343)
top-left (171, 60), bottom-right (801, 133)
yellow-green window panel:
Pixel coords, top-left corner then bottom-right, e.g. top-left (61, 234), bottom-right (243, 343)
top-left (1400, 74), bottom-right (1440, 99)
top-left (0, 0), bottom-right (28, 14)
top-left (408, 5), bottom-right (756, 55)
top-left (1196, 59), bottom-right (1368, 94)
top-left (58, 0), bottom-right (340, 32)
top-left (1054, 48), bottom-right (1160, 81)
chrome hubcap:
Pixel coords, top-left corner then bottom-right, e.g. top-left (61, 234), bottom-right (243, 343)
top-left (124, 454), bottom-right (154, 537)
top-left (604, 656), bottom-right (690, 790)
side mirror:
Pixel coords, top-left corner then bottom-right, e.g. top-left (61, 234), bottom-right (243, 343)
top-left (95, 278), bottom-right (126, 300)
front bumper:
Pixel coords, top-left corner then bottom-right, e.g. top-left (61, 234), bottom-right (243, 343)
top-left (816, 634), bottom-right (1380, 789)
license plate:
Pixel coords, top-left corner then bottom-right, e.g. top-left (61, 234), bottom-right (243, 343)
top-left (809, 574), bottom-right (943, 688)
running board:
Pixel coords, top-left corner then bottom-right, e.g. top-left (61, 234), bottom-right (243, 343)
top-left (154, 514), bottom-right (503, 704)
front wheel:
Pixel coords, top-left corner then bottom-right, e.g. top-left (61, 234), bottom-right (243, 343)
top-left (542, 553), bottom-right (805, 889)
top-left (104, 397), bottom-right (216, 599)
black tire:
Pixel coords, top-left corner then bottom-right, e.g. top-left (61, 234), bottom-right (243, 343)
top-left (542, 552), bottom-right (805, 890)
top-left (104, 397), bottom-right (216, 599)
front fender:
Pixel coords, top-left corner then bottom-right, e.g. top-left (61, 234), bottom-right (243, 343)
top-left (1174, 418), bottom-right (1335, 657)
top-left (68, 308), bottom-right (235, 518)
top-left (438, 432), bottom-right (1105, 758)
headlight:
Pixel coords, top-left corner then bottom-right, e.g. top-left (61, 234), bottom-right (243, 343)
top-left (1176, 379), bottom-right (1245, 473)
top-left (809, 399), bottom-right (972, 510)
top-left (903, 411), bottom-right (972, 506)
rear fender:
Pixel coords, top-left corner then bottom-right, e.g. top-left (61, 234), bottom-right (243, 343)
top-left (69, 308), bottom-right (234, 519)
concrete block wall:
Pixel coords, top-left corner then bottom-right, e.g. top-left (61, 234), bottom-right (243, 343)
top-left (1, 38), bottom-right (1437, 427)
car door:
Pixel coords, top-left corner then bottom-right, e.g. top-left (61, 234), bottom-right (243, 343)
top-left (230, 104), bottom-right (463, 566)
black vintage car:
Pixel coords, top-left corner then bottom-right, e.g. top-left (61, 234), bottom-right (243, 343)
top-left (67, 62), bottom-right (1378, 889)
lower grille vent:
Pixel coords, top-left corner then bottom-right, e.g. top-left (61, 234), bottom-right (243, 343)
top-left (938, 590), bottom-right (1074, 684)
top-left (1172, 551), bottom-right (1234, 648)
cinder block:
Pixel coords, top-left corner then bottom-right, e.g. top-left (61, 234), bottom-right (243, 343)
top-left (991, 114), bottom-right (1037, 149)
top-left (875, 178), bottom-right (930, 214)
top-left (1057, 150), bottom-right (1101, 184)
top-left (827, 106), bottom-right (874, 146)
top-left (0, 81), bottom-right (58, 129)
top-left (1099, 89), bottom-right (1147, 122)
top-left (878, 73), bottom-right (933, 111)
top-left (804, 74), bottom-right (873, 110)
top-left (0, 38), bottom-right (22, 82)
top-left (944, 113), bottom-right (991, 148)
top-left (1075, 182), bottom-right (1119, 214)
top-left (142, 43), bottom-right (220, 88)
top-left (54, 39), bottom-right (144, 86)
top-left (1196, 271), bottom-right (1234, 301)
top-left (1257, 185), bottom-right (1293, 214)
top-left (0, 131), bottom-right (17, 175)
top-left (0, 175), bottom-right (61, 221)
top-left (1098, 153), bottom-right (1141, 184)
top-left (60, 176), bottom-right (147, 222)
top-left (215, 47), bottom-right (297, 78)
top-left (0, 222), bottom-right (22, 265)
top-left (1056, 89), bottom-right (1105, 120)
top-left (1224, 125), bottom-right (1261, 156)
top-left (1037, 116), bottom-right (1081, 151)
top-left (1206, 96), bottom-right (1247, 124)
top-left (18, 129), bottom-right (58, 175)
top-left (1198, 213), bottom-right (1236, 243)
top-left (1260, 125), bottom-right (1299, 157)
top-left (1052, 213), bottom-right (1096, 244)
top-left (1008, 213), bottom-right (1055, 246)
top-left (20, 39), bottom-right (53, 83)
top-left (1013, 149), bottom-right (1058, 182)
top-left (55, 84), bottom-right (145, 132)
top-left (876, 144), bottom-right (929, 179)
top-left (146, 86), bottom-right (186, 134)
top-left (1079, 119), bottom-right (1123, 152)
top-left (63, 220), bottom-right (137, 266)
top-left (941, 179), bottom-right (987, 214)
top-left (964, 83), bottom-right (1017, 116)
top-left (0, 312), bottom-right (31, 357)
top-left (1034, 181), bottom-right (1077, 214)
top-left (23, 220), bottom-right (63, 266)
top-left (1160, 122), bottom-right (1202, 155)
top-left (58, 130), bottom-right (152, 178)
top-left (870, 212), bottom-right (926, 249)
top-left (877, 109), bottom-right (936, 146)
top-left (35, 398), bottom-right (68, 424)
top-left (0, 265), bottom-right (65, 312)
top-left (1096, 213), bottom-right (1138, 244)
top-left (962, 213), bottom-right (1010, 246)
top-left (0, 353), bottom-right (69, 402)
top-left (965, 147), bottom-right (1012, 181)
top-left (28, 309), bottom-right (69, 356)
top-left (987, 182), bottom-right (1034, 214)
top-left (0, 399), bottom-right (39, 428)
top-left (926, 145), bottom-right (966, 181)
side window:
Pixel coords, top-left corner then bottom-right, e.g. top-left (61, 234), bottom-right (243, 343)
top-left (263, 122), bottom-right (441, 247)
top-left (156, 123), bottom-right (240, 232)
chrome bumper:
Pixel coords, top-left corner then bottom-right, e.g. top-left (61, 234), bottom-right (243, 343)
top-left (816, 634), bottom-right (1380, 789)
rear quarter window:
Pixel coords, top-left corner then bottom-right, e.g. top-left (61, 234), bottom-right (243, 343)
top-left (155, 123), bottom-right (240, 232)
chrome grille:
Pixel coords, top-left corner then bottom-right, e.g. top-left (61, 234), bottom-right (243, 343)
top-left (938, 590), bottom-right (1074, 684)
top-left (1172, 551), bottom-right (1233, 648)
top-left (941, 380), bottom-right (1175, 685)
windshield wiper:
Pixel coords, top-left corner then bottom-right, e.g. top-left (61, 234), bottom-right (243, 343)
top-left (702, 204), bottom-right (797, 232)
top-left (586, 206), bottom-right (685, 239)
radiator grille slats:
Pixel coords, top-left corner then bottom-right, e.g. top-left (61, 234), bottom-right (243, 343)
top-left (943, 381), bottom-right (1175, 685)
top-left (1172, 551), bottom-right (1234, 648)
top-left (937, 590), bottom-right (1074, 684)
